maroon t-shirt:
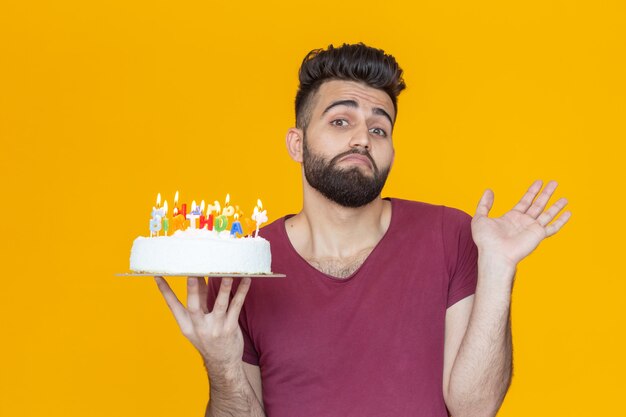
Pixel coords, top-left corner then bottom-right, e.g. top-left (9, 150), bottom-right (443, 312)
top-left (209, 198), bottom-right (478, 417)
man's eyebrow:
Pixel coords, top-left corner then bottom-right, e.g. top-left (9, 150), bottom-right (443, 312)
top-left (372, 107), bottom-right (394, 126)
top-left (322, 99), bottom-right (394, 126)
top-left (322, 99), bottom-right (358, 116)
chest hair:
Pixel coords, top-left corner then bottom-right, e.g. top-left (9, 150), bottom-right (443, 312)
top-left (305, 246), bottom-right (375, 279)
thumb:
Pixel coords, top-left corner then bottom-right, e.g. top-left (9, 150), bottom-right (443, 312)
top-left (475, 189), bottom-right (494, 218)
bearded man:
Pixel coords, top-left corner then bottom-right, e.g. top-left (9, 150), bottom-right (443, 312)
top-left (155, 43), bottom-right (571, 417)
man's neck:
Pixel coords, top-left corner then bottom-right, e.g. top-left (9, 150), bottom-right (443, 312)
top-left (285, 189), bottom-right (392, 262)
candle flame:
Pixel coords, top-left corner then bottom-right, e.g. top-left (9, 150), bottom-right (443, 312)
top-left (191, 200), bottom-right (197, 211)
top-left (174, 191), bottom-right (179, 206)
top-left (235, 213), bottom-right (239, 220)
top-left (214, 201), bottom-right (221, 213)
top-left (173, 207), bottom-right (178, 216)
top-left (156, 193), bottom-right (161, 208)
top-left (163, 200), bottom-right (168, 215)
top-left (257, 199), bottom-right (263, 209)
top-left (200, 200), bottom-right (205, 213)
top-left (225, 193), bottom-right (230, 205)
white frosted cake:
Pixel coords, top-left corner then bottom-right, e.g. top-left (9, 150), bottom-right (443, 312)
top-left (130, 228), bottom-right (271, 274)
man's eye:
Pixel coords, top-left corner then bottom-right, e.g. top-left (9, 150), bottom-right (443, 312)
top-left (330, 119), bottom-right (349, 127)
top-left (369, 127), bottom-right (387, 137)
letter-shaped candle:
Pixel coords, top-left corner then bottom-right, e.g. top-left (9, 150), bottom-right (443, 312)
top-left (214, 215), bottom-right (228, 232)
top-left (199, 214), bottom-right (213, 230)
top-left (230, 214), bottom-right (243, 237)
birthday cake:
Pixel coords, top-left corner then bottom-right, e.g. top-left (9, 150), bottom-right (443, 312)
top-left (129, 193), bottom-right (272, 275)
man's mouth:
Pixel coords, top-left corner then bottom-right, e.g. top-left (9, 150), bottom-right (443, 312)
top-left (338, 153), bottom-right (373, 168)
top-left (327, 149), bottom-right (379, 175)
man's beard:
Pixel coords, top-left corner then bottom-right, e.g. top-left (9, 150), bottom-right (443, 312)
top-left (302, 138), bottom-right (391, 208)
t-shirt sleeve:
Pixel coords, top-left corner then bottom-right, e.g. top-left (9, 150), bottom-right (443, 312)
top-left (206, 278), bottom-right (260, 365)
top-left (442, 207), bottom-right (478, 308)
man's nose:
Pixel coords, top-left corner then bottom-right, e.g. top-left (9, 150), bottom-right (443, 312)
top-left (349, 124), bottom-right (370, 150)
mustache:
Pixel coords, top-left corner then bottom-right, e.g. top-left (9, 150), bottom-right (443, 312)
top-left (329, 149), bottom-right (378, 174)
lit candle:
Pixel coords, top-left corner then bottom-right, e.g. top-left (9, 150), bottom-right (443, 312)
top-left (214, 214), bottom-right (229, 232)
top-left (162, 200), bottom-right (169, 235)
top-left (149, 206), bottom-right (162, 237)
top-left (230, 213), bottom-right (243, 237)
top-left (171, 212), bottom-right (185, 233)
top-left (186, 212), bottom-right (200, 229)
top-left (171, 199), bottom-right (185, 233)
top-left (174, 191), bottom-right (187, 219)
top-left (149, 217), bottom-right (161, 236)
top-left (187, 201), bottom-right (200, 229)
top-left (242, 217), bottom-right (254, 237)
top-left (251, 199), bottom-right (268, 237)
top-left (222, 193), bottom-right (234, 217)
top-left (199, 203), bottom-right (214, 230)
top-left (222, 205), bottom-right (235, 217)
top-left (199, 213), bottom-right (213, 230)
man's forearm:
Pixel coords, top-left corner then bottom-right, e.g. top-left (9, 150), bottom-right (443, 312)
top-left (205, 365), bottom-right (266, 417)
top-left (446, 256), bottom-right (514, 417)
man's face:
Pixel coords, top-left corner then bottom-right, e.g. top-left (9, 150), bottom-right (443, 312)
top-left (301, 80), bottom-right (395, 208)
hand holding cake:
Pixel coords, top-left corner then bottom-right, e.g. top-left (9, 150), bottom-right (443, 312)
top-left (154, 275), bottom-right (252, 376)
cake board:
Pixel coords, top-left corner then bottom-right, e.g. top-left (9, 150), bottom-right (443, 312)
top-left (116, 272), bottom-right (286, 278)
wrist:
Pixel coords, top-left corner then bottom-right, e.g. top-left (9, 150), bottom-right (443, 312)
top-left (204, 359), bottom-right (244, 384)
top-left (477, 253), bottom-right (517, 294)
top-left (476, 246), bottom-right (518, 271)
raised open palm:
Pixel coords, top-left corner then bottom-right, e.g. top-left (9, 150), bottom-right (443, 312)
top-left (471, 180), bottom-right (571, 267)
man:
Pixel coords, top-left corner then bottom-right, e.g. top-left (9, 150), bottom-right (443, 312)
top-left (155, 43), bottom-right (570, 417)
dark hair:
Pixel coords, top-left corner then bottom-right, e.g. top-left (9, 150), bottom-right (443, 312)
top-left (295, 43), bottom-right (406, 130)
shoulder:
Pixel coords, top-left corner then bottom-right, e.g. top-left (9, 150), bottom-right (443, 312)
top-left (442, 205), bottom-right (473, 228)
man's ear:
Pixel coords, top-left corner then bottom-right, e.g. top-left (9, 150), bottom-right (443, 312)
top-left (286, 127), bottom-right (304, 163)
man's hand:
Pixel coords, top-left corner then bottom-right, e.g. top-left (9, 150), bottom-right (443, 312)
top-left (154, 276), bottom-right (251, 376)
top-left (471, 180), bottom-right (571, 269)
top-left (445, 180), bottom-right (571, 416)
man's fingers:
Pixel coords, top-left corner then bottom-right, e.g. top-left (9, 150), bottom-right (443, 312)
top-left (197, 277), bottom-right (209, 314)
top-left (226, 278), bottom-right (251, 328)
top-left (537, 197), bottom-right (568, 227)
top-left (526, 180), bottom-right (558, 218)
top-left (512, 180), bottom-right (543, 213)
top-left (186, 276), bottom-right (206, 315)
top-left (546, 210), bottom-right (572, 237)
top-left (211, 277), bottom-right (234, 317)
top-left (154, 276), bottom-right (189, 325)
top-left (475, 189), bottom-right (494, 218)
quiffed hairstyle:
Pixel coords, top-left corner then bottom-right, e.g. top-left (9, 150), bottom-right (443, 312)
top-left (295, 43), bottom-right (406, 130)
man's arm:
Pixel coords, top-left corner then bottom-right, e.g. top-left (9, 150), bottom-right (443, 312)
top-left (443, 265), bottom-right (513, 417)
top-left (443, 180), bottom-right (570, 416)
top-left (154, 276), bottom-right (266, 417)
top-left (205, 362), bottom-right (264, 417)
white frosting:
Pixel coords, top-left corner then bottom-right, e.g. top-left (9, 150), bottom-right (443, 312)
top-left (130, 228), bottom-right (271, 274)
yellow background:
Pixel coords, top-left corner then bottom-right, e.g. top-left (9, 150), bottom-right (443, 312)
top-left (1, 1), bottom-right (624, 415)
